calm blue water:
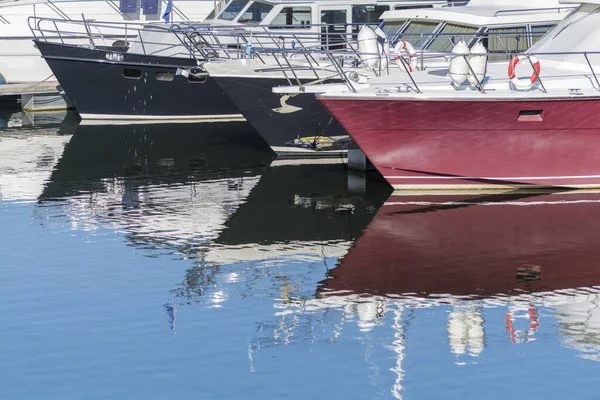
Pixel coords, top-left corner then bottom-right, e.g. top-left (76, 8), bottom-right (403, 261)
top-left (1, 111), bottom-right (599, 399)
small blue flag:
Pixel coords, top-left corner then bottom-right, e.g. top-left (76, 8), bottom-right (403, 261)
top-left (162, 0), bottom-right (172, 23)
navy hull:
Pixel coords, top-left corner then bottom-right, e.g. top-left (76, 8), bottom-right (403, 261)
top-left (41, 121), bottom-right (274, 200)
top-left (210, 76), bottom-right (351, 156)
top-left (35, 40), bottom-right (241, 122)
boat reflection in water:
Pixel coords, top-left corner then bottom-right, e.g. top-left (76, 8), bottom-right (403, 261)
top-left (38, 121), bottom-right (274, 253)
top-left (168, 161), bottom-right (391, 312)
top-left (252, 190), bottom-right (600, 396)
top-left (0, 110), bottom-right (78, 202)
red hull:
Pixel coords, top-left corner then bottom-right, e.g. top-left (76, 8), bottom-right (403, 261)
top-left (319, 97), bottom-right (600, 189)
top-left (319, 192), bottom-right (600, 298)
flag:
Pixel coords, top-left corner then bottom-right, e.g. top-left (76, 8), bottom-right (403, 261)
top-left (162, 0), bottom-right (172, 23)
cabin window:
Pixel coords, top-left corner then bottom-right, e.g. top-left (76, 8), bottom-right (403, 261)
top-left (381, 20), bottom-right (407, 43)
top-left (394, 4), bottom-right (432, 10)
top-left (352, 5), bottom-right (389, 24)
top-left (321, 10), bottom-right (348, 50)
top-left (426, 23), bottom-right (479, 52)
top-left (237, 1), bottom-right (273, 23)
top-left (321, 10), bottom-right (347, 25)
top-left (269, 7), bottom-right (311, 28)
top-left (529, 24), bottom-right (555, 46)
top-left (218, 0), bottom-right (249, 21)
top-left (484, 26), bottom-right (527, 60)
top-left (156, 71), bottom-right (174, 81)
top-left (123, 68), bottom-right (142, 79)
top-left (400, 21), bottom-right (440, 49)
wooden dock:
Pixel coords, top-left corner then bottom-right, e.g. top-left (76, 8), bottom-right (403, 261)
top-left (0, 82), bottom-right (72, 112)
top-left (0, 82), bottom-right (61, 97)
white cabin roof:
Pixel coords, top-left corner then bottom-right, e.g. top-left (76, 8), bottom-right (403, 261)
top-left (562, 0), bottom-right (600, 3)
top-left (529, 3), bottom-right (600, 67)
top-left (381, 0), bottom-right (576, 26)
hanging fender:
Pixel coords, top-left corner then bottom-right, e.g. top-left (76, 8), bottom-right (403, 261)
top-left (393, 40), bottom-right (417, 72)
top-left (508, 55), bottom-right (541, 90)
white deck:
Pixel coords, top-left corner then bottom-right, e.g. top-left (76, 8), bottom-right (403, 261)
top-left (320, 3), bottom-right (600, 101)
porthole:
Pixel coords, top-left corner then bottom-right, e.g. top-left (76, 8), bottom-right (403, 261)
top-left (156, 71), bottom-right (174, 81)
top-left (123, 68), bottom-right (142, 79)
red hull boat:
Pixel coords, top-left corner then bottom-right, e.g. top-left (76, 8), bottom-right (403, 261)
top-left (315, 1), bottom-right (600, 190)
top-left (318, 97), bottom-right (600, 190)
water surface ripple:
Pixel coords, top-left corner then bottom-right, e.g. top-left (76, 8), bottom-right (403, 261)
top-left (0, 116), bottom-right (599, 399)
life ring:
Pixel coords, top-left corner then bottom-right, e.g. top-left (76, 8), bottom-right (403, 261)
top-left (508, 55), bottom-right (541, 90)
top-left (505, 304), bottom-right (539, 344)
top-left (393, 40), bottom-right (417, 72)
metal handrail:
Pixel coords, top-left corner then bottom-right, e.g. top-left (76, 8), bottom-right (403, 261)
top-left (25, 15), bottom-right (563, 75)
top-left (246, 44), bottom-right (600, 97)
top-left (494, 6), bottom-right (576, 16)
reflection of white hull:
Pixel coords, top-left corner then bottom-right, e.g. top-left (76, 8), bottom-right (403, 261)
top-left (0, 0), bottom-right (214, 83)
top-left (272, 286), bottom-right (600, 363)
top-left (0, 133), bottom-right (72, 201)
top-left (555, 295), bottom-right (600, 362)
top-left (206, 240), bottom-right (352, 265)
top-left (61, 175), bottom-right (262, 246)
top-left (310, 286), bottom-right (600, 309)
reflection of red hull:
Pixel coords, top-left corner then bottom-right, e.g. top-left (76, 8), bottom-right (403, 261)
top-left (318, 98), bottom-right (600, 189)
top-left (320, 192), bottom-right (600, 298)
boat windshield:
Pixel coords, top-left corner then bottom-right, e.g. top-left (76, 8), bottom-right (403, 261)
top-left (400, 21), bottom-right (440, 49)
top-left (484, 26), bottom-right (527, 60)
top-left (426, 23), bottom-right (479, 52)
top-left (236, 1), bottom-right (274, 24)
top-left (382, 20), bottom-right (407, 43)
top-left (217, 0), bottom-right (273, 23)
top-left (218, 0), bottom-right (251, 21)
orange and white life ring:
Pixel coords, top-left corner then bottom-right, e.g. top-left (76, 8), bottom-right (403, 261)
top-left (505, 304), bottom-right (539, 344)
top-left (393, 40), bottom-right (417, 72)
top-left (508, 55), bottom-right (541, 90)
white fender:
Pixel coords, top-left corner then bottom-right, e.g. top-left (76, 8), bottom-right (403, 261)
top-left (467, 41), bottom-right (488, 87)
top-left (357, 25), bottom-right (380, 69)
top-left (448, 306), bottom-right (484, 357)
top-left (449, 40), bottom-right (470, 86)
top-left (393, 39), bottom-right (417, 72)
top-left (356, 299), bottom-right (386, 332)
top-left (357, 25), bottom-right (388, 71)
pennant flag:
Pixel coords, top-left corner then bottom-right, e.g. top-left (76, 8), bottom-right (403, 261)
top-left (162, 0), bottom-right (172, 23)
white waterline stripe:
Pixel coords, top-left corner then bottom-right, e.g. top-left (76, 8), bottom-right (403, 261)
top-left (270, 158), bottom-right (347, 167)
top-left (80, 113), bottom-right (244, 120)
top-left (384, 199), bottom-right (600, 207)
top-left (80, 114), bottom-right (245, 125)
top-left (271, 146), bottom-right (348, 155)
top-left (384, 175), bottom-right (600, 180)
